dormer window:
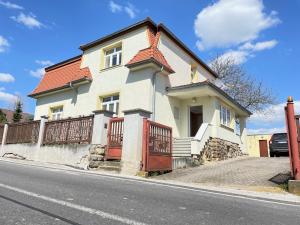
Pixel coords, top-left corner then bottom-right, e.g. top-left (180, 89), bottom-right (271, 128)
top-left (105, 45), bottom-right (122, 68)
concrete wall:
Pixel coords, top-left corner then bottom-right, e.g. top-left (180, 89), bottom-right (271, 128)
top-left (246, 134), bottom-right (272, 157)
top-left (1, 143), bottom-right (90, 168)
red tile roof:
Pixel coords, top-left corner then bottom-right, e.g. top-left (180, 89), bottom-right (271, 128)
top-left (29, 56), bottom-right (92, 97)
top-left (126, 29), bottom-right (174, 73)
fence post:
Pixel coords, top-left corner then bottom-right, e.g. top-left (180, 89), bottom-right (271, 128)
top-left (121, 109), bottom-right (151, 175)
top-left (91, 110), bottom-right (114, 146)
top-left (286, 97), bottom-right (300, 180)
top-left (1, 123), bottom-right (8, 148)
top-left (37, 116), bottom-right (48, 147)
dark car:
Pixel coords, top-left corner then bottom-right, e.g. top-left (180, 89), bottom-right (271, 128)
top-left (269, 133), bottom-right (289, 157)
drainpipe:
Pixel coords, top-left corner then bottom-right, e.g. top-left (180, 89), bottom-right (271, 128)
top-left (69, 82), bottom-right (78, 94)
top-left (151, 66), bottom-right (164, 121)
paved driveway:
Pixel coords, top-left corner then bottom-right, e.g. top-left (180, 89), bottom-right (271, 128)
top-left (155, 157), bottom-right (290, 189)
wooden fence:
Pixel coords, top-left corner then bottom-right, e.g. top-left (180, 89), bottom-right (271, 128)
top-left (0, 124), bottom-right (4, 143)
top-left (6, 121), bottom-right (40, 144)
top-left (43, 116), bottom-right (94, 145)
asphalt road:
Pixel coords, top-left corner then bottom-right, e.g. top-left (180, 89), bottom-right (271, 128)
top-left (0, 160), bottom-right (299, 225)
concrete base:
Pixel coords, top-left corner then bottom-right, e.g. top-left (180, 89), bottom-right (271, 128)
top-left (288, 180), bottom-right (300, 195)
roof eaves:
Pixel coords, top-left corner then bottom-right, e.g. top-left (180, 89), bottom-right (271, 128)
top-left (80, 17), bottom-right (157, 51)
top-left (126, 57), bottom-right (174, 74)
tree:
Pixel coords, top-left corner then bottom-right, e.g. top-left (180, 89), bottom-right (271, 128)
top-left (13, 100), bottom-right (23, 123)
top-left (0, 110), bottom-right (7, 124)
top-left (210, 55), bottom-right (276, 112)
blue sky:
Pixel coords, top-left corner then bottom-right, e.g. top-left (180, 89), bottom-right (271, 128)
top-left (0, 0), bottom-right (299, 133)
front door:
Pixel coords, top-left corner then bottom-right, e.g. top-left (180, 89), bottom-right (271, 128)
top-left (259, 140), bottom-right (268, 157)
top-left (190, 106), bottom-right (203, 137)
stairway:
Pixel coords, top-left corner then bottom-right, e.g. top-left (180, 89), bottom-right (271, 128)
top-left (172, 137), bottom-right (193, 157)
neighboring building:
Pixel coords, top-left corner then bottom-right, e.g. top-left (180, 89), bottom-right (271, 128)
top-left (247, 134), bottom-right (272, 157)
top-left (28, 18), bottom-right (251, 156)
top-left (0, 108), bottom-right (33, 124)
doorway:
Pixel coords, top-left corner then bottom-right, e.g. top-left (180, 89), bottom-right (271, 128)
top-left (259, 140), bottom-right (268, 157)
top-left (190, 106), bottom-right (203, 137)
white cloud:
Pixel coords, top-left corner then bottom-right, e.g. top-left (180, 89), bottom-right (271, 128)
top-left (124, 3), bottom-right (138, 19)
top-left (0, 35), bottom-right (9, 53)
top-left (30, 59), bottom-right (53, 78)
top-left (30, 68), bottom-right (45, 78)
top-left (0, 90), bottom-right (18, 104)
top-left (239, 40), bottom-right (278, 52)
top-left (249, 101), bottom-right (300, 125)
top-left (109, 1), bottom-right (122, 13)
top-left (11, 13), bottom-right (43, 29)
top-left (248, 127), bottom-right (285, 135)
top-left (194, 0), bottom-right (280, 50)
top-left (35, 60), bottom-right (53, 66)
top-left (0, 73), bottom-right (15, 82)
top-left (108, 1), bottom-right (138, 19)
top-left (0, 0), bottom-right (23, 10)
top-left (216, 50), bottom-right (250, 65)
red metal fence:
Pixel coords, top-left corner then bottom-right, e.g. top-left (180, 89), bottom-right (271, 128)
top-left (0, 124), bottom-right (4, 143)
top-left (285, 97), bottom-right (300, 180)
top-left (43, 116), bottom-right (94, 145)
top-left (6, 121), bottom-right (40, 144)
top-left (142, 119), bottom-right (172, 172)
top-left (106, 117), bottom-right (124, 160)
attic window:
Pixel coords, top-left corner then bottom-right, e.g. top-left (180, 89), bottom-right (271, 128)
top-left (104, 45), bottom-right (122, 68)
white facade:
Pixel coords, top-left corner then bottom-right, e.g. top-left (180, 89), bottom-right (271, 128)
top-left (32, 22), bottom-right (250, 153)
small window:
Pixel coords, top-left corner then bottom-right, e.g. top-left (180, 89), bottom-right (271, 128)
top-left (191, 65), bottom-right (197, 83)
top-left (104, 45), bottom-right (122, 69)
top-left (220, 105), bottom-right (231, 127)
top-left (101, 94), bottom-right (119, 116)
top-left (51, 106), bottom-right (63, 120)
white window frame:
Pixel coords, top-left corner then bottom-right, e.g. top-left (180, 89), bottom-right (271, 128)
top-left (101, 95), bottom-right (119, 116)
top-left (51, 106), bottom-right (63, 120)
top-left (220, 105), bottom-right (231, 127)
top-left (104, 45), bottom-right (122, 69)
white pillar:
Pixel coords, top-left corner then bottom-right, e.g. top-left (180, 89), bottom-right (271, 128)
top-left (1, 123), bottom-right (8, 147)
top-left (239, 117), bottom-right (247, 153)
top-left (37, 116), bottom-right (48, 147)
top-left (121, 109), bottom-right (151, 175)
top-left (91, 110), bottom-right (114, 146)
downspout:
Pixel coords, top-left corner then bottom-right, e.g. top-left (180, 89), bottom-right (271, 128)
top-left (69, 81), bottom-right (78, 94)
top-left (152, 66), bottom-right (164, 121)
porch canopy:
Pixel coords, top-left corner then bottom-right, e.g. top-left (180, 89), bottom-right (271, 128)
top-left (166, 81), bottom-right (251, 117)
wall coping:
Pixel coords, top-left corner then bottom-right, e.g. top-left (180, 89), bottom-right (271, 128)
top-left (93, 110), bottom-right (114, 117)
top-left (123, 108), bottom-right (152, 116)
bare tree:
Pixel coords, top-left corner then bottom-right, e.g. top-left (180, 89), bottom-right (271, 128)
top-left (210, 55), bottom-right (276, 112)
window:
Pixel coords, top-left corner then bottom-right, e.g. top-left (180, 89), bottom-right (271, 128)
top-left (191, 65), bottom-right (197, 83)
top-left (51, 106), bottom-right (63, 120)
top-left (101, 95), bottom-right (119, 116)
top-left (220, 105), bottom-right (231, 127)
top-left (235, 116), bottom-right (240, 135)
top-left (104, 46), bottom-right (122, 68)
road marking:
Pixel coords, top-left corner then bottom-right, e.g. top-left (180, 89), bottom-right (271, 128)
top-left (0, 183), bottom-right (147, 225)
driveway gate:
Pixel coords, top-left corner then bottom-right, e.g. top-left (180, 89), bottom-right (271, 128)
top-left (106, 117), bottom-right (124, 160)
top-left (142, 119), bottom-right (172, 172)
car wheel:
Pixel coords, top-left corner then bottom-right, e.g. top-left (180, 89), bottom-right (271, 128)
top-left (270, 152), bottom-right (275, 157)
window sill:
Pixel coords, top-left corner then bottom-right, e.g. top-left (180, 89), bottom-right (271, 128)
top-left (100, 65), bottom-right (123, 72)
top-left (220, 124), bottom-right (234, 132)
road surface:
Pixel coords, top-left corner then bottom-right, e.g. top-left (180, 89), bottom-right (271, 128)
top-left (0, 160), bottom-right (299, 225)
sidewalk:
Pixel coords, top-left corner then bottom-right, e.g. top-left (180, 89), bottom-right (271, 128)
top-left (1, 157), bottom-right (300, 204)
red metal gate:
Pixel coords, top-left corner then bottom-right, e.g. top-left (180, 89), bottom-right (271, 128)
top-left (106, 117), bottom-right (124, 160)
top-left (142, 118), bottom-right (172, 172)
top-left (285, 97), bottom-right (300, 180)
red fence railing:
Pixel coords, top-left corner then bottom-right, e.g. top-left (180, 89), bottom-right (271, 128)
top-left (106, 117), bottom-right (124, 160)
top-left (43, 116), bottom-right (94, 145)
top-left (0, 124), bottom-right (4, 143)
top-left (6, 121), bottom-right (40, 144)
top-left (142, 119), bottom-right (172, 172)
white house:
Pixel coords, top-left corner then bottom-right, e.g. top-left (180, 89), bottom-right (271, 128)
top-left (29, 18), bottom-right (251, 159)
